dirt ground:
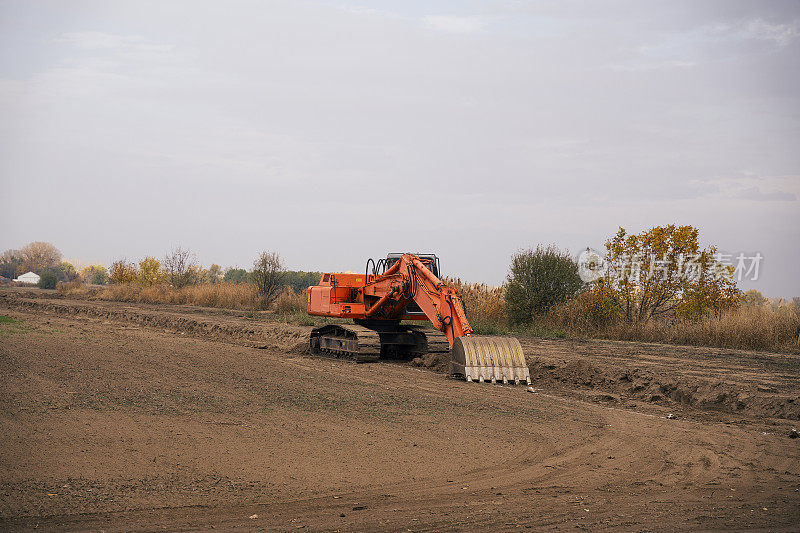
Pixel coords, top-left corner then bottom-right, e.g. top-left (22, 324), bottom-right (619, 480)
top-left (1, 291), bottom-right (799, 531)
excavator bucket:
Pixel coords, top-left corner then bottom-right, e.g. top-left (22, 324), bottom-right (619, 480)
top-left (451, 336), bottom-right (531, 385)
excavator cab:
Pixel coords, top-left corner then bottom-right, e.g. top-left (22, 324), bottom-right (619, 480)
top-left (383, 254), bottom-right (440, 318)
top-left (384, 253), bottom-right (441, 279)
top-left (366, 253), bottom-right (441, 279)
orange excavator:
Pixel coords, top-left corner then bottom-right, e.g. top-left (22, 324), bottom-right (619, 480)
top-left (307, 253), bottom-right (530, 384)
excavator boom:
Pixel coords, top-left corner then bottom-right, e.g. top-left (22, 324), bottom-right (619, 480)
top-left (307, 253), bottom-right (530, 384)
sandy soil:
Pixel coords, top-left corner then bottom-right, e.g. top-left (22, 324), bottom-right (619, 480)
top-left (1, 292), bottom-right (799, 531)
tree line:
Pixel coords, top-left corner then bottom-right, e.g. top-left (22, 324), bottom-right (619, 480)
top-left (107, 247), bottom-right (321, 307)
top-left (0, 242), bottom-right (108, 288)
top-left (0, 242), bottom-right (322, 307)
top-left (2, 224), bottom-right (763, 324)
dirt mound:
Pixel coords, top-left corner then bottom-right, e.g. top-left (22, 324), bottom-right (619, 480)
top-left (410, 351), bottom-right (449, 371)
top-left (525, 350), bottom-right (800, 421)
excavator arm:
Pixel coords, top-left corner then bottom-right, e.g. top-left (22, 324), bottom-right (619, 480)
top-left (364, 254), bottom-right (471, 345)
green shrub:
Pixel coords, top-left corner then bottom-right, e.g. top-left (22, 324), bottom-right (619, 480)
top-left (743, 289), bottom-right (767, 307)
top-left (223, 268), bottom-right (250, 284)
top-left (91, 267), bottom-right (109, 285)
top-left (37, 270), bottom-right (58, 289)
top-left (285, 270), bottom-right (323, 294)
top-left (57, 261), bottom-right (78, 282)
top-left (505, 245), bottom-right (583, 326)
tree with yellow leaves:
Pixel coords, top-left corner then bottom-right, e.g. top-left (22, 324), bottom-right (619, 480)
top-left (109, 260), bottom-right (138, 284)
top-left (80, 265), bottom-right (109, 285)
top-left (596, 225), bottom-right (742, 322)
top-left (19, 241), bottom-right (61, 274)
top-left (138, 257), bottom-right (164, 286)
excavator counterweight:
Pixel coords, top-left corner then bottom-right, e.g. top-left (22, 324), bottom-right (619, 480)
top-left (307, 253), bottom-right (531, 384)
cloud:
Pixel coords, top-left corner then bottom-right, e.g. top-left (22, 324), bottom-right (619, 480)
top-left (701, 175), bottom-right (800, 202)
top-left (691, 18), bottom-right (800, 46)
top-left (53, 32), bottom-right (173, 57)
top-left (624, 17), bottom-right (800, 72)
top-left (602, 59), bottom-right (696, 72)
top-left (421, 15), bottom-right (485, 34)
top-left (739, 19), bottom-right (800, 46)
top-left (694, 18), bottom-right (800, 46)
top-left (736, 186), bottom-right (797, 202)
top-left (54, 31), bottom-right (145, 50)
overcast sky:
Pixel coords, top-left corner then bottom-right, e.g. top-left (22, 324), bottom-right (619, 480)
top-left (1, 0), bottom-right (798, 295)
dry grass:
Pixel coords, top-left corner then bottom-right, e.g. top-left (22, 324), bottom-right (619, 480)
top-left (444, 278), bottom-right (508, 335)
top-left (274, 286), bottom-right (306, 315)
top-left (545, 294), bottom-right (800, 353)
top-left (181, 283), bottom-right (259, 309)
top-left (97, 283), bottom-right (258, 310)
top-left (73, 282), bottom-right (306, 314)
top-left (56, 281), bottom-right (90, 297)
top-left (599, 306), bottom-right (800, 353)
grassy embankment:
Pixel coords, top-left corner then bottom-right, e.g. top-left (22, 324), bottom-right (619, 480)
top-left (55, 280), bottom-right (800, 353)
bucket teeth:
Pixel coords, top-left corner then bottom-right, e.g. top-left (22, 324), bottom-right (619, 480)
top-left (450, 336), bottom-right (531, 385)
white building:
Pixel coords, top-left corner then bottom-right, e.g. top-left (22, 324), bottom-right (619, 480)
top-left (13, 272), bottom-right (41, 284)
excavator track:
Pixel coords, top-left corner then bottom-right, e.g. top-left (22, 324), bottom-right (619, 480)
top-left (309, 324), bottom-right (382, 362)
top-left (404, 325), bottom-right (450, 357)
top-left (310, 323), bottom-right (451, 362)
